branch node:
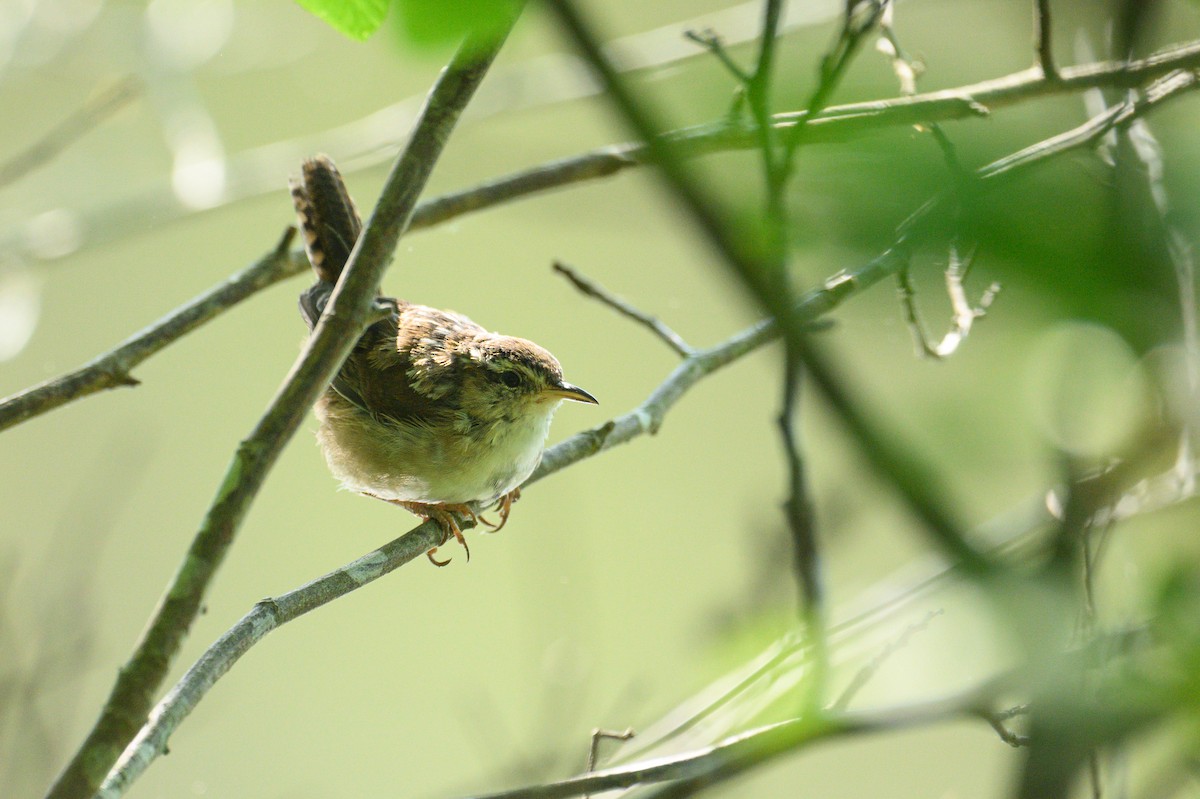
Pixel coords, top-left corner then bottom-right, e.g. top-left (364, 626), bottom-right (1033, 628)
top-left (684, 28), bottom-right (752, 85)
top-left (983, 711), bottom-right (1031, 748)
top-left (587, 727), bottom-right (636, 771)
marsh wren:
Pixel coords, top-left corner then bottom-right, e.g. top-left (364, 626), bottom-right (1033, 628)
top-left (291, 156), bottom-right (597, 565)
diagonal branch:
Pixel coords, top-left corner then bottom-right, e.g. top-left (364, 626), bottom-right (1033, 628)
top-left (408, 37), bottom-right (1200, 228)
top-left (463, 684), bottom-right (1005, 799)
top-left (45, 24), bottom-right (516, 799)
top-left (467, 626), bottom-right (1151, 799)
top-left (0, 231), bottom-right (304, 433)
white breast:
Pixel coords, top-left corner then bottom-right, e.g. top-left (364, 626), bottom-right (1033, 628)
top-left (316, 394), bottom-right (561, 506)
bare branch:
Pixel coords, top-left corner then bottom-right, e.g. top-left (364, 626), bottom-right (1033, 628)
top-left (411, 148), bottom-right (640, 230)
top-left (50, 25), bottom-right (516, 799)
top-left (977, 70), bottom-right (1200, 181)
top-left (896, 247), bottom-right (999, 360)
top-left (552, 261), bottom-right (693, 357)
top-left (586, 727), bottom-right (636, 797)
top-left (463, 686), bottom-right (1005, 799)
top-left (1034, 0), bottom-right (1058, 80)
top-left (683, 29), bottom-right (751, 84)
top-left (587, 728), bottom-right (636, 772)
top-left (93, 518), bottom-right (449, 798)
top-left (0, 229), bottom-right (303, 433)
top-left (779, 348), bottom-right (824, 625)
top-left (979, 704), bottom-right (1032, 748)
top-left (11, 41), bottom-right (1191, 438)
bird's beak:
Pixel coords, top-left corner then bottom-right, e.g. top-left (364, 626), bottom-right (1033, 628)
top-left (544, 381), bottom-right (598, 404)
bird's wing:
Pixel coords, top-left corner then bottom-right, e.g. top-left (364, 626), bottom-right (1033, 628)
top-left (332, 303), bottom-right (486, 425)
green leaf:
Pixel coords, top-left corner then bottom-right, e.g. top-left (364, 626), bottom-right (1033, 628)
top-left (295, 0), bottom-right (390, 41)
top-left (392, 0), bottom-right (521, 50)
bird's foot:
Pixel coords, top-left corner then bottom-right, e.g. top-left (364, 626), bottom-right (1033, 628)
top-left (365, 493), bottom-right (512, 565)
top-left (480, 487), bottom-right (521, 533)
top-left (377, 498), bottom-right (481, 566)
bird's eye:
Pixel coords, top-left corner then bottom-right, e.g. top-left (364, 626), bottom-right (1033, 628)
top-left (501, 371), bottom-right (521, 389)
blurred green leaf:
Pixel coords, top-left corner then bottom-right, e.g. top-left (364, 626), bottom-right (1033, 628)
top-left (391, 0), bottom-right (522, 50)
top-left (295, 0), bottom-right (389, 41)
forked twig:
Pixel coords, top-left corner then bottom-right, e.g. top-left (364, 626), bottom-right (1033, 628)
top-left (584, 728), bottom-right (636, 799)
top-left (897, 245), bottom-right (1000, 360)
top-left (0, 229), bottom-right (303, 433)
top-left (980, 703), bottom-right (1032, 748)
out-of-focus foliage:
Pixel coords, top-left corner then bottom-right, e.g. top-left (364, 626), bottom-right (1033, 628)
top-left (293, 0), bottom-right (524, 49)
top-left (391, 0), bottom-right (524, 51)
top-left (293, 0), bottom-right (389, 40)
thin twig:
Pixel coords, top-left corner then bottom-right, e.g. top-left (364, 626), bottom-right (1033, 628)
top-left (781, 0), bottom-right (885, 165)
top-left (876, 3), bottom-right (921, 96)
top-left (977, 70), bottom-right (1200, 181)
top-left (690, 0), bottom-right (825, 631)
top-left (552, 261), bottom-right (693, 357)
top-left (896, 264), bottom-right (930, 357)
top-left (877, 4), bottom-right (999, 362)
top-left (1034, 0), bottom-right (1058, 80)
top-left (748, 0), bottom-right (787, 217)
top-left (51, 25), bottom-right (516, 799)
top-left (752, 0), bottom-right (826, 638)
top-left (463, 684), bottom-right (1010, 799)
top-left (586, 728), bottom-right (636, 773)
top-left (980, 704), bottom-right (1032, 748)
top-left (0, 230), bottom-right (304, 433)
top-left (779, 345), bottom-right (823, 623)
top-left (896, 246), bottom-right (999, 360)
top-left (683, 29), bottom-right (750, 84)
top-left (585, 727), bottom-right (636, 799)
top-left (0, 76), bottom-right (141, 190)
top-left (544, 1), bottom-right (765, 308)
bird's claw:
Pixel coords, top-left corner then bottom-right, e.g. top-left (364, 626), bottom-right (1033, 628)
top-left (422, 504), bottom-right (474, 565)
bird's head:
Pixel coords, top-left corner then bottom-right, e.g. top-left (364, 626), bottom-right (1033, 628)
top-left (458, 335), bottom-right (597, 422)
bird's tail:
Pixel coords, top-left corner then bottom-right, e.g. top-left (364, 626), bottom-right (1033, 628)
top-left (292, 155), bottom-right (364, 330)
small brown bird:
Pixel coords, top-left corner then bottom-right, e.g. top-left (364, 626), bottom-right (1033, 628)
top-left (291, 156), bottom-right (597, 565)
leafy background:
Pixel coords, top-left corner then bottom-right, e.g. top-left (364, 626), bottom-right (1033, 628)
top-left (3, 0), bottom-right (1200, 797)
